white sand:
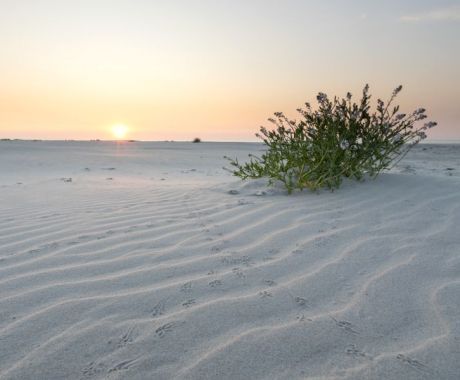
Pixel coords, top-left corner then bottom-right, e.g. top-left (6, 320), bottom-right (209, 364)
top-left (0, 140), bottom-right (459, 380)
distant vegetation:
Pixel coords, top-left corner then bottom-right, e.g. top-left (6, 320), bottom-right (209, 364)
top-left (192, 137), bottom-right (202, 143)
top-left (226, 85), bottom-right (437, 193)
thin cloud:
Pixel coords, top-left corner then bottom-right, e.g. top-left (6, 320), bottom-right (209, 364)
top-left (400, 5), bottom-right (460, 22)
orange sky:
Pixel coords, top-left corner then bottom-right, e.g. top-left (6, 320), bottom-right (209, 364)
top-left (1, 1), bottom-right (459, 141)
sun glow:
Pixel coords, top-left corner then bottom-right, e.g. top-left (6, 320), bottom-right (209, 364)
top-left (111, 124), bottom-right (129, 140)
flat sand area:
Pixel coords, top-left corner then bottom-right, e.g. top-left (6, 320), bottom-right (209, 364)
top-left (0, 141), bottom-right (459, 380)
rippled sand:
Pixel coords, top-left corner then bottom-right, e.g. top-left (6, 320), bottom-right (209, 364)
top-left (0, 141), bottom-right (459, 379)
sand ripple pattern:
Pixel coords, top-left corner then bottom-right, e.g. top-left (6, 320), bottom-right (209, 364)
top-left (1, 172), bottom-right (460, 379)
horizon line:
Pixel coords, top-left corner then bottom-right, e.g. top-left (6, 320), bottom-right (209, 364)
top-left (2, 138), bottom-right (460, 144)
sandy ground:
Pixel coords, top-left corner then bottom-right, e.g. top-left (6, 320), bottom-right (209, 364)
top-left (0, 140), bottom-right (459, 380)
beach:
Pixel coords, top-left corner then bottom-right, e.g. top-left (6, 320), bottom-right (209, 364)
top-left (0, 140), bottom-right (459, 380)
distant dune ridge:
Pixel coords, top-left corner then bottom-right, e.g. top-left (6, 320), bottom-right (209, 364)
top-left (0, 141), bottom-right (459, 379)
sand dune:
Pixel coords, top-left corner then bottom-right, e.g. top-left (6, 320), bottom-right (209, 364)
top-left (0, 141), bottom-right (459, 379)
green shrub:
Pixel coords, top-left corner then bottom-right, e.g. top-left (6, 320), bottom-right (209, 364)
top-left (226, 85), bottom-right (436, 193)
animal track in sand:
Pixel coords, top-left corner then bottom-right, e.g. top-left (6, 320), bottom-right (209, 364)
top-left (151, 298), bottom-right (168, 318)
top-left (232, 268), bottom-right (245, 278)
top-left (117, 326), bottom-right (136, 348)
top-left (155, 321), bottom-right (182, 337)
top-left (294, 297), bottom-right (308, 308)
top-left (296, 314), bottom-right (313, 322)
top-left (107, 358), bottom-right (138, 373)
top-left (180, 281), bottom-right (192, 292)
top-left (263, 279), bottom-right (276, 286)
top-left (27, 242), bottom-right (59, 255)
top-left (208, 280), bottom-right (223, 288)
top-left (210, 245), bottom-right (222, 253)
top-left (82, 361), bottom-right (105, 377)
top-left (331, 317), bottom-right (359, 335)
top-left (259, 290), bottom-right (273, 298)
top-left (182, 299), bottom-right (196, 308)
top-left (312, 235), bottom-right (333, 248)
top-left (237, 199), bottom-right (253, 205)
top-left (221, 255), bottom-right (251, 266)
top-left (346, 344), bottom-right (372, 360)
top-left (396, 354), bottom-right (433, 374)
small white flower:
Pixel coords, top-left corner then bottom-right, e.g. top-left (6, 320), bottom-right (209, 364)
top-left (356, 137), bottom-right (363, 145)
top-left (340, 140), bottom-right (350, 150)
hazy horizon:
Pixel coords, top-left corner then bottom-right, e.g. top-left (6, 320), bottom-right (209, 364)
top-left (1, 0), bottom-right (459, 141)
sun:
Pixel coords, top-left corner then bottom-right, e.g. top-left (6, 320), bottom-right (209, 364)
top-left (111, 124), bottom-right (129, 140)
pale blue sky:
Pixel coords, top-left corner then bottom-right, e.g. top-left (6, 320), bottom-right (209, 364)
top-left (0, 0), bottom-right (459, 140)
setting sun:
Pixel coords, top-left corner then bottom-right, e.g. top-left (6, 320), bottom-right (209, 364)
top-left (111, 124), bottom-right (129, 140)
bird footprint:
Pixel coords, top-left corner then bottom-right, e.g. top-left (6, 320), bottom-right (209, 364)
top-left (151, 298), bottom-right (168, 317)
top-left (396, 354), bottom-right (433, 374)
top-left (117, 327), bottom-right (136, 347)
top-left (107, 358), bottom-right (138, 373)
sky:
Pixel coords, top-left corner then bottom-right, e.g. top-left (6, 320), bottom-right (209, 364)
top-left (0, 0), bottom-right (459, 141)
